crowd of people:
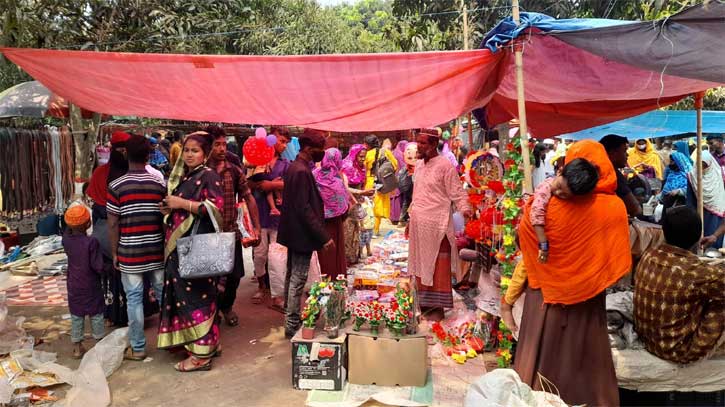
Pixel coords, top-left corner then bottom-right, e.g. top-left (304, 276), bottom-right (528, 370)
top-left (60, 123), bottom-right (723, 399)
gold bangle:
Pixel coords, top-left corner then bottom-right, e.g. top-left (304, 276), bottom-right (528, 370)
top-left (188, 200), bottom-right (193, 213)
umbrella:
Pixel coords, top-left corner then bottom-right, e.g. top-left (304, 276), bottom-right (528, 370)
top-left (0, 80), bottom-right (93, 119)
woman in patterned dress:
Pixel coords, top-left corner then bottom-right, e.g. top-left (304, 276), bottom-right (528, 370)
top-left (157, 132), bottom-right (225, 372)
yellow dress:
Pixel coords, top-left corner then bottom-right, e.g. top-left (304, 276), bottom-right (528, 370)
top-left (364, 148), bottom-right (398, 218)
top-left (627, 140), bottom-right (664, 180)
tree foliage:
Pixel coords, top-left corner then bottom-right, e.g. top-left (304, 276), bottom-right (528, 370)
top-left (0, 0), bottom-right (721, 109)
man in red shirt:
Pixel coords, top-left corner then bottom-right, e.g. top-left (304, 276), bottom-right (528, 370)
top-left (87, 131), bottom-right (130, 221)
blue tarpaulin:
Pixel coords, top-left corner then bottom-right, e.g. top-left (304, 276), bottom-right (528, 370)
top-left (560, 110), bottom-right (725, 141)
top-left (482, 12), bottom-right (633, 52)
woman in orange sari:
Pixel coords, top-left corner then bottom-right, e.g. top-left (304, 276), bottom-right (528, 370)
top-left (514, 140), bottom-right (631, 406)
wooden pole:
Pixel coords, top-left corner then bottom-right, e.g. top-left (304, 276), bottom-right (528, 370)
top-left (695, 91), bottom-right (705, 244)
top-left (467, 111), bottom-right (474, 147)
top-left (461, 0), bottom-right (469, 51)
top-left (511, 0), bottom-right (533, 193)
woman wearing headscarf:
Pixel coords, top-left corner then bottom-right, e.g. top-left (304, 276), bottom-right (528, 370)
top-left (628, 139), bottom-right (664, 180)
top-left (389, 140), bottom-right (408, 225)
top-left (673, 140), bottom-right (694, 165)
top-left (364, 135), bottom-right (398, 236)
top-left (659, 151), bottom-right (694, 209)
top-left (399, 143), bottom-right (418, 224)
top-left (531, 143), bottom-right (548, 189)
top-left (689, 150), bottom-right (725, 248)
top-left (341, 144), bottom-right (372, 264)
top-left (157, 132), bottom-right (225, 372)
top-left (515, 140), bottom-right (631, 406)
top-left (313, 148), bottom-right (350, 278)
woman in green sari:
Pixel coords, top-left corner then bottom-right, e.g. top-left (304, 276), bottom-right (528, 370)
top-left (158, 132), bottom-right (225, 372)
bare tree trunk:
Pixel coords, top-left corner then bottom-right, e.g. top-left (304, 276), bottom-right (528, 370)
top-left (69, 104), bottom-right (100, 196)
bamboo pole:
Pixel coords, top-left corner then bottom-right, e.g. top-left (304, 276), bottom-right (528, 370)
top-left (511, 0), bottom-right (533, 193)
top-left (461, 0), bottom-right (469, 51)
top-left (695, 92), bottom-right (705, 245)
top-left (467, 111), bottom-right (474, 147)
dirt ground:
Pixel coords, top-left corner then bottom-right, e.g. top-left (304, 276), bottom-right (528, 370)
top-left (10, 223), bottom-right (495, 406)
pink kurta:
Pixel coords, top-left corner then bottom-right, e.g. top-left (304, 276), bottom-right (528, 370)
top-left (409, 155), bottom-right (471, 286)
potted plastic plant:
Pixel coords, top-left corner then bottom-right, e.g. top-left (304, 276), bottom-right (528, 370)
top-left (301, 297), bottom-right (320, 339)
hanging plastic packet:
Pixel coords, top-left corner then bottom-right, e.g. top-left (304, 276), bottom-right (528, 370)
top-left (236, 202), bottom-right (258, 247)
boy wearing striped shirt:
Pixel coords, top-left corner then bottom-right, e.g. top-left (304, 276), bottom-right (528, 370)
top-left (108, 134), bottom-right (166, 361)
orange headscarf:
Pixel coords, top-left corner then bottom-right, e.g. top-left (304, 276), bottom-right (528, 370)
top-left (520, 140), bottom-right (631, 305)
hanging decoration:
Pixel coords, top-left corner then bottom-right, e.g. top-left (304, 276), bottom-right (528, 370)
top-left (496, 127), bottom-right (525, 367)
top-left (243, 134), bottom-right (275, 167)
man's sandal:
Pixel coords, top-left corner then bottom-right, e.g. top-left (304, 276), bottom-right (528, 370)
top-left (123, 348), bottom-right (146, 361)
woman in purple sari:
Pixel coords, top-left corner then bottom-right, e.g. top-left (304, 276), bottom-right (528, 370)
top-left (389, 140), bottom-right (408, 224)
top-left (157, 132), bottom-right (225, 372)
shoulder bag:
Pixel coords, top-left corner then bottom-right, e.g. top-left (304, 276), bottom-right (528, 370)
top-left (177, 201), bottom-right (236, 279)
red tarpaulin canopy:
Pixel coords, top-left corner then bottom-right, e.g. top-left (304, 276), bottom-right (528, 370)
top-left (0, 43), bottom-right (715, 136)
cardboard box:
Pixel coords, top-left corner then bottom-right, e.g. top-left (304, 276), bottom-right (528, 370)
top-left (347, 331), bottom-right (428, 387)
top-left (291, 329), bottom-right (347, 391)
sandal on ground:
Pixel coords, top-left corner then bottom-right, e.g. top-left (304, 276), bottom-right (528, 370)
top-left (123, 347), bottom-right (147, 361)
top-left (222, 310), bottom-right (239, 327)
top-left (251, 289), bottom-right (267, 305)
top-left (174, 356), bottom-right (212, 372)
top-left (268, 298), bottom-right (285, 314)
top-left (72, 343), bottom-right (86, 359)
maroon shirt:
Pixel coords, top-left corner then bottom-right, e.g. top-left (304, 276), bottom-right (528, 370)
top-left (62, 233), bottom-right (105, 316)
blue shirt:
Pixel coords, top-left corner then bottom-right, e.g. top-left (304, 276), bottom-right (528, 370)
top-left (252, 158), bottom-right (290, 230)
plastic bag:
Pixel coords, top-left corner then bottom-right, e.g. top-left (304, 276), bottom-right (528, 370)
top-left (0, 295), bottom-right (33, 355)
top-left (304, 251), bottom-right (322, 292)
top-left (46, 328), bottom-right (128, 407)
top-left (464, 369), bottom-right (568, 407)
top-left (268, 242), bottom-right (287, 298)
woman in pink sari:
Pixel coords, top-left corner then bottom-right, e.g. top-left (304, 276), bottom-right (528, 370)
top-left (340, 145), bottom-right (372, 264)
top-left (313, 148), bottom-right (350, 278)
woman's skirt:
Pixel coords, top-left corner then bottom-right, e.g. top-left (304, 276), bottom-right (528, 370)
top-left (415, 239), bottom-right (453, 309)
top-left (514, 288), bottom-right (619, 406)
top-left (389, 191), bottom-right (402, 223)
top-left (157, 252), bottom-right (219, 358)
top-left (318, 215), bottom-right (347, 279)
top-left (343, 204), bottom-right (361, 265)
top-left (704, 209), bottom-right (724, 249)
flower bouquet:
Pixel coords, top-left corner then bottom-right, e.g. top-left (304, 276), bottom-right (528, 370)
top-left (351, 301), bottom-right (368, 331)
top-left (367, 301), bottom-right (385, 335)
top-left (385, 285), bottom-right (413, 336)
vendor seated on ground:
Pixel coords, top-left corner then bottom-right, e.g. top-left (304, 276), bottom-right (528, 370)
top-left (634, 206), bottom-right (724, 365)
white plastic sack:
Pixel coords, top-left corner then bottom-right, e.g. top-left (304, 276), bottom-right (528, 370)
top-left (268, 242), bottom-right (288, 298)
top-left (41, 328), bottom-right (128, 407)
top-left (0, 378), bottom-right (12, 404)
top-left (304, 251), bottom-right (322, 291)
top-left (464, 369), bottom-right (569, 407)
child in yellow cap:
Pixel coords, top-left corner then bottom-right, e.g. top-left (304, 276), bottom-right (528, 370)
top-left (62, 205), bottom-right (105, 358)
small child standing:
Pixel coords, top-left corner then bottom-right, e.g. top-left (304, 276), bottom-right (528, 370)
top-left (531, 158), bottom-right (600, 263)
top-left (248, 165), bottom-right (282, 216)
top-left (359, 197), bottom-right (375, 258)
top-left (62, 206), bottom-right (106, 358)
